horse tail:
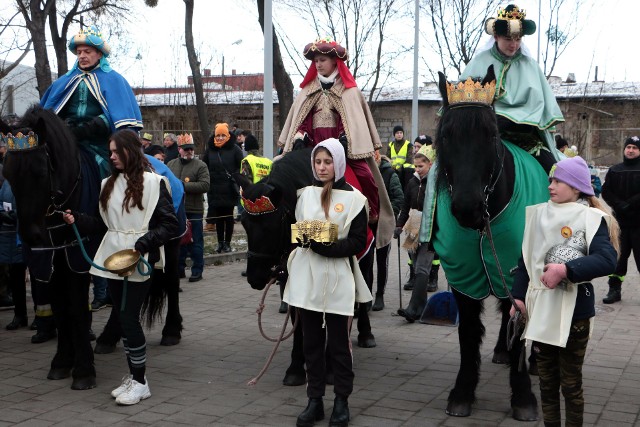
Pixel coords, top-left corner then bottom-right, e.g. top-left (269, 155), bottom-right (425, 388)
top-left (141, 279), bottom-right (166, 329)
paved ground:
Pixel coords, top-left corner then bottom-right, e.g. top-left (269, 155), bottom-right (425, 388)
top-left (1, 243), bottom-right (639, 426)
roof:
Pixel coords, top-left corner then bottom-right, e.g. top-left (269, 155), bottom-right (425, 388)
top-left (136, 80), bottom-right (640, 107)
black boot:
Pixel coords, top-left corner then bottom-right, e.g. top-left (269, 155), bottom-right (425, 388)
top-left (222, 242), bottom-right (232, 253)
top-left (403, 264), bottom-right (415, 290)
top-left (603, 283), bottom-right (621, 304)
top-left (296, 397), bottom-right (324, 427)
top-left (398, 272), bottom-right (429, 322)
top-left (372, 294), bottom-right (384, 311)
top-left (5, 315), bottom-right (28, 330)
top-left (329, 396), bottom-right (350, 427)
top-left (427, 264), bottom-right (439, 292)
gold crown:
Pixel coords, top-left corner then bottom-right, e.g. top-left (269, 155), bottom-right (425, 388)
top-left (497, 5), bottom-right (526, 20)
top-left (177, 133), bottom-right (193, 146)
top-left (446, 77), bottom-right (496, 106)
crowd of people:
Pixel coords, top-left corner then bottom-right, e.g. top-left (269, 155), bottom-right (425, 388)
top-left (0, 4), bottom-right (635, 426)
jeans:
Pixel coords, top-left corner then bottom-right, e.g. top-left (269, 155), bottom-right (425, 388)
top-left (92, 275), bottom-right (108, 302)
top-left (179, 214), bottom-right (204, 275)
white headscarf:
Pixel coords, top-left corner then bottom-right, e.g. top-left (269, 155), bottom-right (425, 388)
top-left (311, 138), bottom-right (346, 182)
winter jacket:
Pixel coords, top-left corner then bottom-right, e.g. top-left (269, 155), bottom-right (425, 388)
top-left (164, 143), bottom-right (180, 164)
top-left (378, 158), bottom-right (404, 217)
top-left (512, 218), bottom-right (618, 320)
top-left (602, 156), bottom-right (640, 228)
top-left (0, 181), bottom-right (23, 264)
top-left (167, 157), bottom-right (210, 214)
top-left (203, 135), bottom-right (244, 208)
top-left (396, 172), bottom-right (427, 228)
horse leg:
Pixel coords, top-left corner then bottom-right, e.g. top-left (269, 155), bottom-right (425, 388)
top-left (95, 305), bottom-right (122, 354)
top-left (492, 299), bottom-right (510, 364)
top-left (446, 289), bottom-right (484, 417)
top-left (502, 299), bottom-right (538, 421)
top-left (161, 239), bottom-right (183, 346)
top-left (283, 306), bottom-right (306, 386)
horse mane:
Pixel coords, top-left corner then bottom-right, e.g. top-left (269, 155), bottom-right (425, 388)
top-left (18, 106), bottom-right (78, 167)
top-left (435, 104), bottom-right (500, 191)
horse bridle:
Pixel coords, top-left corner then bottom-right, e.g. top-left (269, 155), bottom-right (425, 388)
top-left (42, 145), bottom-right (82, 217)
top-left (245, 203), bottom-right (294, 278)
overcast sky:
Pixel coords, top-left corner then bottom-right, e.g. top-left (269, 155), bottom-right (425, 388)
top-left (3, 0), bottom-right (638, 88)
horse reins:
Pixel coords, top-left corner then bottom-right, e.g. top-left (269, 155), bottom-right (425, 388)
top-left (44, 147), bottom-right (82, 217)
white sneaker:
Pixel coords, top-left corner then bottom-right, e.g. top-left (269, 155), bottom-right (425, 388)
top-left (111, 374), bottom-right (133, 399)
top-left (115, 379), bottom-right (151, 405)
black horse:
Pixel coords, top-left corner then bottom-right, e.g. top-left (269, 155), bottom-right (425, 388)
top-left (237, 147), bottom-right (377, 386)
top-left (1, 107), bottom-right (103, 389)
top-left (431, 67), bottom-right (549, 420)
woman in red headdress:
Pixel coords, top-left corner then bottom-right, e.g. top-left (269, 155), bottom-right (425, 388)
top-left (278, 36), bottom-right (395, 255)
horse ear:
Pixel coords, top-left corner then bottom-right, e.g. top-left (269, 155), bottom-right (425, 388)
top-left (482, 65), bottom-right (496, 86)
top-left (438, 72), bottom-right (449, 108)
top-left (233, 172), bottom-right (252, 192)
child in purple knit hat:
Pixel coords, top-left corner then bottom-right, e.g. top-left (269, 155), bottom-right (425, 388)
top-left (509, 155), bottom-right (620, 426)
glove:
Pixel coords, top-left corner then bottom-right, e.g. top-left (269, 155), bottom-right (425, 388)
top-left (295, 234), bottom-right (310, 248)
top-left (393, 227), bottom-right (403, 239)
top-left (338, 132), bottom-right (348, 155)
top-left (134, 240), bottom-right (148, 255)
top-left (292, 133), bottom-right (312, 151)
top-left (71, 116), bottom-right (109, 141)
top-left (309, 239), bottom-right (334, 257)
top-left (0, 211), bottom-right (16, 225)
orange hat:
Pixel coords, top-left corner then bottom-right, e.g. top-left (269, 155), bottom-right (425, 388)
top-left (214, 123), bottom-right (230, 138)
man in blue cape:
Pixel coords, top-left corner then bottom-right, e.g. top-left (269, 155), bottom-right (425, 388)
top-left (41, 26), bottom-right (143, 178)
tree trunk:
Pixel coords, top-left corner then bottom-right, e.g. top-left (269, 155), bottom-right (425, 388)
top-left (184, 0), bottom-right (210, 151)
top-left (18, 0), bottom-right (56, 98)
top-left (257, 0), bottom-right (294, 133)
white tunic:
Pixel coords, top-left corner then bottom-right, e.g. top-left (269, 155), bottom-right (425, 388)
top-left (284, 186), bottom-right (373, 316)
top-left (90, 172), bottom-right (167, 282)
top-left (521, 201), bottom-right (609, 347)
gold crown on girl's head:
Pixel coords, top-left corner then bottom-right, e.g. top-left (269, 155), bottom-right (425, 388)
top-left (446, 77), bottom-right (496, 106)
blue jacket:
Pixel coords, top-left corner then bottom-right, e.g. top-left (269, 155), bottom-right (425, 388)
top-left (0, 181), bottom-right (23, 264)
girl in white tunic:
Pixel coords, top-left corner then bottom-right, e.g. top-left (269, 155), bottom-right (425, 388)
top-left (284, 138), bottom-right (371, 427)
top-left (64, 130), bottom-right (177, 406)
top-left (510, 156), bottom-right (618, 426)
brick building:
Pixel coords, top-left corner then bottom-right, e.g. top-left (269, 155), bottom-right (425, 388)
top-left (136, 76), bottom-right (640, 166)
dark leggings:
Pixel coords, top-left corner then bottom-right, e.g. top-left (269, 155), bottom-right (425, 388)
top-left (300, 309), bottom-right (353, 399)
top-left (107, 278), bottom-right (151, 382)
top-left (375, 243), bottom-right (391, 296)
top-left (211, 206), bottom-right (234, 243)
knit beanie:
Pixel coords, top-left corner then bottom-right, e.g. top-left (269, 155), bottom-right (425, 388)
top-left (548, 156), bottom-right (594, 196)
top-left (624, 136), bottom-right (639, 150)
top-left (393, 125), bottom-right (404, 134)
top-left (243, 134), bottom-right (260, 151)
top-left (414, 134), bottom-right (433, 145)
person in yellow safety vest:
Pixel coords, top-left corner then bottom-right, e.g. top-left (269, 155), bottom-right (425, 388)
top-left (388, 125), bottom-right (414, 171)
top-left (241, 134), bottom-right (272, 183)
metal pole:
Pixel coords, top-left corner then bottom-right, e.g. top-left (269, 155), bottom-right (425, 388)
top-left (263, 0), bottom-right (274, 158)
top-left (411, 0), bottom-right (419, 142)
top-left (537, 0), bottom-right (541, 64)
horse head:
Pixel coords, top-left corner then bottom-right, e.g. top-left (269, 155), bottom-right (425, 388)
top-left (236, 147), bottom-right (313, 290)
top-left (436, 65), bottom-right (512, 230)
top-left (2, 106), bottom-right (79, 247)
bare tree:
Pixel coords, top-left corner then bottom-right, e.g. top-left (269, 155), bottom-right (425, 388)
top-left (421, 0), bottom-right (500, 80)
top-left (278, 0), bottom-right (410, 102)
top-left (256, 0), bottom-right (293, 131)
top-left (0, 10), bottom-right (32, 79)
top-left (540, 0), bottom-right (587, 78)
top-left (183, 0), bottom-right (209, 149)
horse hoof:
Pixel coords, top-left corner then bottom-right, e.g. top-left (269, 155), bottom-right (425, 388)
top-left (94, 342), bottom-right (117, 354)
top-left (282, 371), bottom-right (306, 386)
top-left (160, 335), bottom-right (181, 346)
top-left (492, 350), bottom-right (509, 364)
top-left (396, 309), bottom-right (416, 323)
top-left (512, 405), bottom-right (538, 421)
top-left (445, 400), bottom-right (472, 417)
top-left (71, 376), bottom-right (96, 390)
top-left (47, 367), bottom-right (71, 380)
top-left (357, 334), bottom-right (376, 348)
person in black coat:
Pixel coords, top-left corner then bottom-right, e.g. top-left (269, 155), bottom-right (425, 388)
top-left (203, 123), bottom-right (244, 253)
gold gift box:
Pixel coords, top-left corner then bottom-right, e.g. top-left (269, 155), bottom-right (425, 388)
top-left (291, 220), bottom-right (339, 244)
